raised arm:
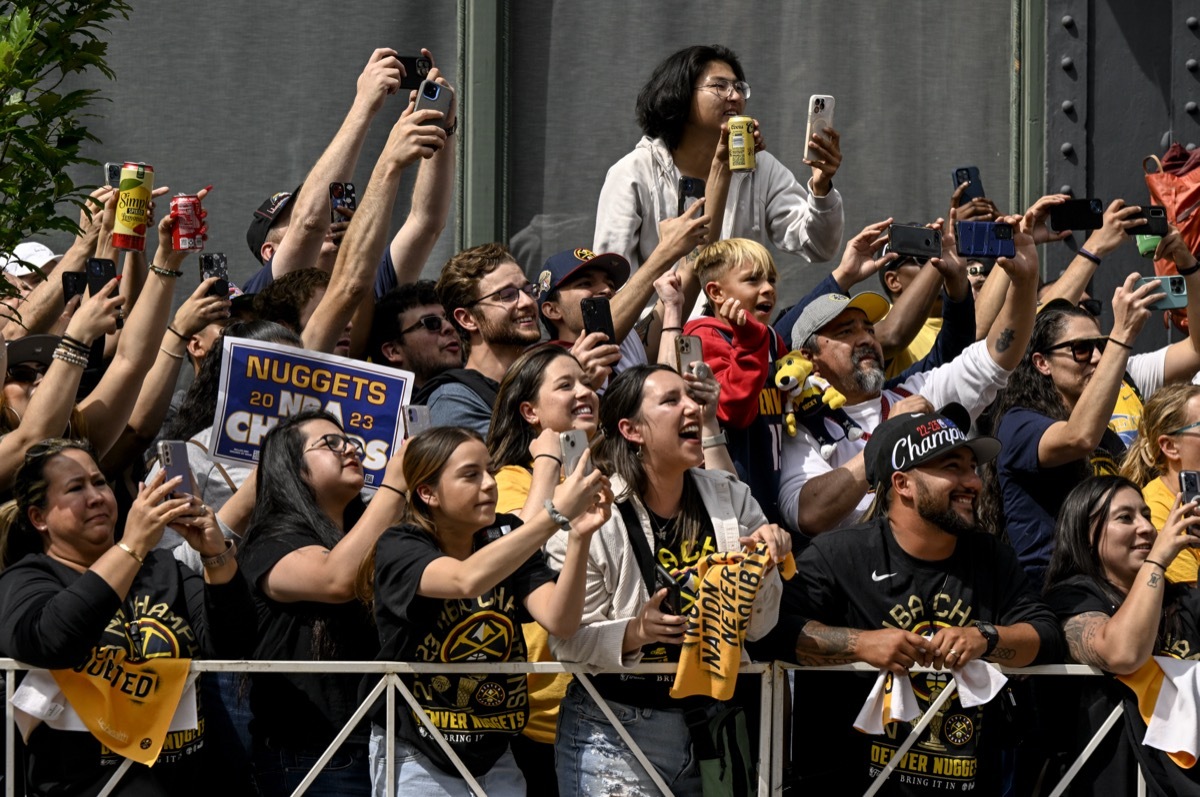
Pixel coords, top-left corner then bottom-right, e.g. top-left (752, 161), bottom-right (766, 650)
top-left (269, 48), bottom-right (403, 278)
top-left (983, 215), bottom-right (1039, 371)
top-left (1040, 199), bottom-right (1142, 306)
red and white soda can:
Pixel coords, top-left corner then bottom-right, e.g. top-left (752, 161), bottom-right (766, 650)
top-left (170, 194), bottom-right (204, 251)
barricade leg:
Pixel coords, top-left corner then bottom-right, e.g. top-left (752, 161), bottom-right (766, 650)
top-left (5, 672), bottom-right (11, 797)
top-left (770, 663), bottom-right (786, 796)
top-left (1046, 705), bottom-right (1123, 797)
top-left (757, 665), bottom-right (772, 797)
top-left (95, 759), bottom-right (133, 797)
top-left (289, 674), bottom-right (388, 797)
top-left (390, 675), bottom-right (488, 796)
top-left (575, 673), bottom-right (676, 797)
top-left (863, 678), bottom-right (959, 797)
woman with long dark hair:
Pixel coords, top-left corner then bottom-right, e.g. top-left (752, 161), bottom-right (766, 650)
top-left (548, 363), bottom-right (788, 795)
top-left (982, 277), bottom-right (1159, 585)
top-left (594, 44), bottom-right (844, 279)
top-left (0, 438), bottom-right (254, 796)
top-left (1044, 475), bottom-right (1200, 794)
top-left (367, 426), bottom-right (610, 795)
top-left (237, 409), bottom-right (407, 797)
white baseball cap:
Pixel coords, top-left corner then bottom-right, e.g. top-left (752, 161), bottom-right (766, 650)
top-left (2, 242), bottom-right (62, 277)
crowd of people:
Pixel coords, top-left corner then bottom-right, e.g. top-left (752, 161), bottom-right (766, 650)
top-left (0, 41), bottom-right (1197, 797)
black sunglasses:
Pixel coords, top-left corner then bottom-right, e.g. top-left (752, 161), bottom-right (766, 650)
top-left (398, 314), bottom-right (448, 336)
top-left (1044, 337), bottom-right (1108, 363)
top-left (6, 363), bottom-right (46, 384)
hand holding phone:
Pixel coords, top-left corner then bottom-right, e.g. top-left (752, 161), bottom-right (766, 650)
top-left (654, 563), bottom-right (682, 617)
top-left (1049, 198), bottom-right (1105, 232)
top-left (888, 224), bottom-right (941, 261)
top-left (86, 258), bottom-right (121, 329)
top-left (157, 440), bottom-right (193, 499)
top-left (559, 429), bottom-right (592, 476)
top-left (951, 166), bottom-right (985, 204)
top-left (199, 253), bottom-right (229, 298)
top-left (580, 296), bottom-right (617, 343)
top-left (413, 80), bottom-right (453, 131)
top-left (62, 272), bottom-right (87, 304)
top-left (1136, 275), bottom-right (1187, 310)
top-left (329, 182), bottom-right (357, 223)
top-left (804, 95), bottom-right (836, 162)
top-left (677, 177), bottom-right (705, 217)
top-left (675, 335), bottom-right (703, 375)
top-left (398, 54), bottom-right (433, 90)
top-left (1181, 471), bottom-right (1200, 508)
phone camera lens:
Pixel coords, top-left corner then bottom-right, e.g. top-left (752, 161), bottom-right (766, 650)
top-left (1173, 277), bottom-right (1185, 292)
top-left (422, 83), bottom-right (439, 99)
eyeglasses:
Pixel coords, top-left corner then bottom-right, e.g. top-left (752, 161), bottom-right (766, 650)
top-left (398, 314), bottom-right (449, 336)
top-left (1043, 337), bottom-right (1108, 363)
top-left (6, 363), bottom-right (46, 383)
top-left (695, 79), bottom-right (751, 100)
top-left (1168, 419), bottom-right (1200, 436)
top-left (466, 283), bottom-right (538, 308)
top-left (304, 433), bottom-right (365, 458)
top-left (1078, 298), bottom-right (1103, 317)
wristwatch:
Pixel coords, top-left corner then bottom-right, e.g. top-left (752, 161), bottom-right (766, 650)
top-left (975, 620), bottom-right (1000, 658)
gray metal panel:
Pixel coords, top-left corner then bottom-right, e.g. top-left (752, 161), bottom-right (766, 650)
top-left (506, 1), bottom-right (1017, 309)
top-left (49, 4), bottom-right (458, 289)
top-left (1043, 0), bottom-right (1089, 282)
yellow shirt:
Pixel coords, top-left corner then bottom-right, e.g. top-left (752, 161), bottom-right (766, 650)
top-left (884, 317), bottom-right (942, 379)
top-left (1143, 475), bottom-right (1200, 584)
top-left (494, 463), bottom-right (571, 745)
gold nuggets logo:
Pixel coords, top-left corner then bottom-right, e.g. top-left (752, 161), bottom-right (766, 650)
top-left (475, 681), bottom-right (506, 707)
top-left (127, 618), bottom-right (183, 660)
top-left (943, 714), bottom-right (974, 746)
top-left (574, 248), bottom-right (595, 262)
top-left (441, 611), bottom-right (513, 662)
top-left (538, 269), bottom-right (553, 294)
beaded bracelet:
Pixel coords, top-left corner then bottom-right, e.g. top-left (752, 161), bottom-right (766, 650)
top-left (52, 345), bottom-right (88, 368)
top-left (149, 264), bottom-right (184, 278)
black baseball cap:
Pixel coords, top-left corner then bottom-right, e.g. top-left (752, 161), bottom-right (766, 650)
top-left (864, 403), bottom-right (1000, 488)
top-left (246, 185), bottom-right (301, 264)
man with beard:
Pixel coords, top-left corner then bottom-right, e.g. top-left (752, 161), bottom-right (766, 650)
top-left (778, 218), bottom-right (1040, 536)
top-left (417, 243), bottom-right (541, 434)
top-left (765, 405), bottom-right (1061, 795)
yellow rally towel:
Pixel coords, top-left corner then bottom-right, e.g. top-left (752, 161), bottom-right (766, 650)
top-left (1118, 656), bottom-right (1200, 768)
top-left (670, 543), bottom-right (796, 701)
top-left (50, 648), bottom-right (192, 766)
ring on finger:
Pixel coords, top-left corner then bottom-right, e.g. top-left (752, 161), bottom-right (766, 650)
top-left (947, 649), bottom-right (959, 659)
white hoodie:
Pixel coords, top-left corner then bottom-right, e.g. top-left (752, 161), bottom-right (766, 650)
top-left (593, 135), bottom-right (845, 277)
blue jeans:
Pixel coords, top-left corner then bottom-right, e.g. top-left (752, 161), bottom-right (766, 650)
top-left (367, 725), bottom-right (526, 797)
top-left (251, 738), bottom-right (371, 797)
top-left (555, 680), bottom-right (702, 797)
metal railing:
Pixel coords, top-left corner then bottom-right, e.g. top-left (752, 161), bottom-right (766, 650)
top-left (0, 658), bottom-right (1149, 797)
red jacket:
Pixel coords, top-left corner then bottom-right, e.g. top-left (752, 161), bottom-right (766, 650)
top-left (683, 315), bottom-right (786, 430)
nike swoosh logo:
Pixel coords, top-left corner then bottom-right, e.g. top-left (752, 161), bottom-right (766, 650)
top-left (871, 570), bottom-right (897, 582)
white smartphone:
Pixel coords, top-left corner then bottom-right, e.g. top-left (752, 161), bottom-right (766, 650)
top-left (403, 405), bottom-right (431, 438)
top-left (559, 429), bottom-right (592, 476)
top-left (675, 335), bottom-right (704, 376)
top-left (804, 95), bottom-right (836, 162)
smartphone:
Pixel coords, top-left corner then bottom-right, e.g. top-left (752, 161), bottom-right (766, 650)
top-left (199, 253), bottom-right (229, 298)
top-left (580, 296), bottom-right (617, 344)
top-left (413, 79), bottom-right (453, 131)
top-left (104, 162), bottom-right (122, 189)
top-left (804, 95), bottom-right (836, 163)
top-left (1049, 198), bottom-right (1105, 232)
top-left (951, 166), bottom-right (985, 204)
top-left (156, 440), bottom-right (192, 499)
top-left (675, 335), bottom-right (703, 375)
top-left (654, 563), bottom-right (682, 616)
top-left (1128, 205), bottom-right (1169, 237)
top-left (1182, 470), bottom-right (1200, 507)
top-left (398, 54), bottom-right (433, 90)
top-left (888, 224), bottom-right (942, 261)
top-left (677, 176), bottom-right (705, 217)
top-left (329, 182), bottom-right (357, 223)
top-left (559, 429), bottom-right (592, 476)
top-left (956, 221), bottom-right (1016, 259)
top-left (62, 272), bottom-right (87, 304)
top-left (403, 405), bottom-right (431, 438)
top-left (85, 258), bottom-right (120, 328)
top-left (1137, 275), bottom-right (1187, 310)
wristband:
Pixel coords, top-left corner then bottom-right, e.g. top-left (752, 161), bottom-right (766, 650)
top-left (201, 539), bottom-right (237, 569)
top-left (1109, 338), bottom-right (1133, 350)
top-left (1076, 247), bottom-right (1102, 266)
top-left (1177, 261), bottom-right (1200, 277)
top-left (533, 454), bottom-right (563, 467)
top-left (159, 346), bottom-right (184, 361)
top-left (150, 264), bottom-right (184, 278)
top-left (60, 334), bottom-right (91, 352)
top-left (116, 542), bottom-right (144, 565)
top-left (661, 326), bottom-right (684, 333)
top-left (544, 499), bottom-right (572, 531)
top-left (702, 431), bottom-right (728, 449)
top-left (378, 483), bottom-right (406, 499)
top-left (166, 325), bottom-right (189, 341)
top-left (1145, 558), bottom-right (1168, 571)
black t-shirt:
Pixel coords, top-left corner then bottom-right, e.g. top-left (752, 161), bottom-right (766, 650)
top-left (1045, 575), bottom-right (1200, 795)
top-left (785, 517), bottom-right (1061, 796)
top-left (0, 550), bottom-right (254, 797)
top-left (238, 524), bottom-right (379, 748)
top-left (370, 517), bottom-right (555, 777)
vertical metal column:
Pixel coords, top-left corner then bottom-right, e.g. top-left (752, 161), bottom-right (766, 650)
top-left (1172, 6), bottom-right (1200, 151)
top-left (1044, 0), bottom-right (1089, 277)
top-left (1015, 0), bottom-right (1047, 220)
top-left (457, 0), bottom-right (509, 249)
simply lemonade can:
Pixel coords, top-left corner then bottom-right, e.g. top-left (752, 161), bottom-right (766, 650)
top-left (727, 116), bottom-right (756, 172)
top-left (113, 162), bottom-right (154, 251)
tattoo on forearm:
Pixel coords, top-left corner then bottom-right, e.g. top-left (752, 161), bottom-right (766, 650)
top-left (795, 622), bottom-right (860, 666)
top-left (996, 328), bottom-right (1015, 353)
top-left (1063, 613), bottom-right (1109, 668)
top-left (1148, 572), bottom-right (1162, 589)
top-left (989, 646), bottom-right (1017, 661)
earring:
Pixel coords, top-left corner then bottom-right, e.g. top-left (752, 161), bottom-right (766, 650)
top-left (635, 446), bottom-right (643, 461)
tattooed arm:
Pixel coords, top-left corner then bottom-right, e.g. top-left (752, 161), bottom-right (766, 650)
top-left (796, 621), bottom-right (930, 675)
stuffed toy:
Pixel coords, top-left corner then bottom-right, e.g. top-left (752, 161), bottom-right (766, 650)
top-left (775, 350), bottom-right (863, 459)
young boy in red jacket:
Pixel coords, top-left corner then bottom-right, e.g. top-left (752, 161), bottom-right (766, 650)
top-left (683, 238), bottom-right (787, 523)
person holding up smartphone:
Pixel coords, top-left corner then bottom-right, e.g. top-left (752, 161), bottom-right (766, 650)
top-left (1122, 383), bottom-right (1200, 583)
top-left (594, 44), bottom-right (844, 290)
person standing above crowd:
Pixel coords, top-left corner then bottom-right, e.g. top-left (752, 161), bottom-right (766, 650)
top-left (595, 44), bottom-right (845, 286)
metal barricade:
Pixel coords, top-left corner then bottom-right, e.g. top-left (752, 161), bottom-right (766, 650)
top-left (0, 659), bottom-right (1149, 797)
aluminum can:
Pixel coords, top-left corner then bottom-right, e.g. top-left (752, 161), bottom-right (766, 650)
top-left (170, 194), bottom-right (204, 251)
top-left (727, 116), bottom-right (756, 172)
top-left (113, 162), bottom-right (154, 251)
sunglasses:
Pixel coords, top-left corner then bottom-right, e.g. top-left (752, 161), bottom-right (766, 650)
top-left (1043, 336), bottom-right (1108, 363)
top-left (967, 264), bottom-right (989, 277)
top-left (6, 362), bottom-right (47, 383)
top-left (304, 433), bottom-right (365, 457)
top-left (466, 283), bottom-right (538, 308)
top-left (398, 314), bottom-right (448, 336)
top-left (1078, 298), bottom-right (1102, 317)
